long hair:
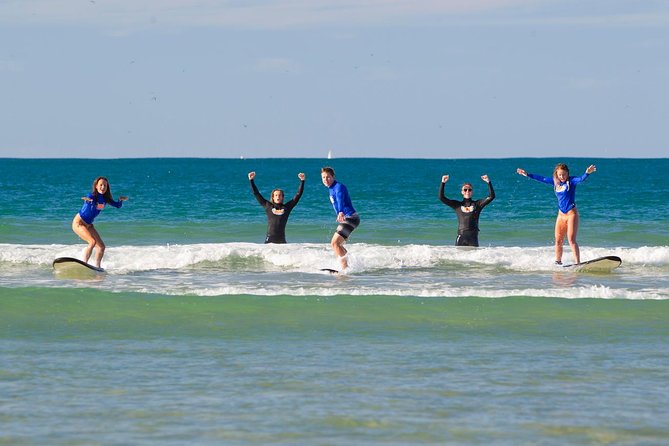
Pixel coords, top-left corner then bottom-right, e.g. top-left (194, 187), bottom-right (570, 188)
top-left (91, 176), bottom-right (114, 203)
top-left (552, 163), bottom-right (569, 187)
top-left (270, 188), bottom-right (284, 204)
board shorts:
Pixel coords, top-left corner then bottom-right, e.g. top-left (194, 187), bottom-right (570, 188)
top-left (336, 214), bottom-right (360, 239)
top-left (456, 229), bottom-right (479, 247)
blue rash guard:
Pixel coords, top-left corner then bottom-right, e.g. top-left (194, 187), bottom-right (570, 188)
top-left (526, 172), bottom-right (589, 214)
top-left (78, 193), bottom-right (123, 224)
top-left (328, 180), bottom-right (356, 217)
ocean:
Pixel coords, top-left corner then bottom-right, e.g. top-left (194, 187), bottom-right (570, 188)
top-left (1, 157), bottom-right (668, 444)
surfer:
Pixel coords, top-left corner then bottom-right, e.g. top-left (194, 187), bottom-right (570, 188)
top-left (439, 174), bottom-right (495, 247)
top-left (71, 176), bottom-right (128, 268)
top-left (516, 163), bottom-right (596, 264)
top-left (321, 167), bottom-right (360, 271)
top-left (248, 171), bottom-right (305, 243)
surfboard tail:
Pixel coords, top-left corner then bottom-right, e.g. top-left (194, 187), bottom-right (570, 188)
top-left (53, 257), bottom-right (106, 278)
top-left (563, 255), bottom-right (622, 273)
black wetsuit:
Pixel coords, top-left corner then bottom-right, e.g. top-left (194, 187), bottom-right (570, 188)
top-left (439, 181), bottom-right (495, 247)
top-left (251, 179), bottom-right (304, 243)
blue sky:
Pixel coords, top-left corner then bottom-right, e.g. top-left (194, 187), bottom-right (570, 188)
top-left (1, 0), bottom-right (667, 158)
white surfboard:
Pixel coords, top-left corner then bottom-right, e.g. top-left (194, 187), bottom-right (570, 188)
top-left (562, 255), bottom-right (622, 273)
top-left (53, 257), bottom-right (106, 278)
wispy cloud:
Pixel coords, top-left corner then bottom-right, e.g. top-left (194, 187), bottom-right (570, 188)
top-left (563, 76), bottom-right (615, 91)
top-left (2, 0), bottom-right (668, 30)
top-left (0, 60), bottom-right (23, 72)
top-left (254, 57), bottom-right (303, 75)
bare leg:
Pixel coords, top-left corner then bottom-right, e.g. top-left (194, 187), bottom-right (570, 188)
top-left (72, 215), bottom-right (105, 267)
top-left (566, 209), bottom-right (580, 264)
top-left (330, 233), bottom-right (348, 270)
top-left (554, 214), bottom-right (567, 263)
top-left (88, 226), bottom-right (106, 268)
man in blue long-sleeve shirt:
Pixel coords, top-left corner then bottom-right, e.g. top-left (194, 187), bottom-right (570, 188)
top-left (321, 167), bottom-right (360, 271)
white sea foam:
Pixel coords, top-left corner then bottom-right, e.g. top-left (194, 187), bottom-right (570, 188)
top-left (2, 243), bottom-right (668, 299)
top-left (1, 243), bottom-right (668, 273)
top-left (183, 284), bottom-right (668, 300)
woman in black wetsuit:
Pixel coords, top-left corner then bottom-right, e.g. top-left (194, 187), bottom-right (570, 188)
top-left (248, 171), bottom-right (305, 243)
top-left (439, 174), bottom-right (495, 247)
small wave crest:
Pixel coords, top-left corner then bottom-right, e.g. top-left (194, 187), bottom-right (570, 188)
top-left (1, 242), bottom-right (668, 274)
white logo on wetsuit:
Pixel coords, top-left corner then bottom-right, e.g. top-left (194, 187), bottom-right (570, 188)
top-left (460, 205), bottom-right (475, 213)
top-left (271, 208), bottom-right (285, 216)
top-left (555, 182), bottom-right (570, 193)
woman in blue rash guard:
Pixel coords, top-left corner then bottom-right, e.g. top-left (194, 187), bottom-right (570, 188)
top-left (248, 171), bottom-right (305, 244)
top-left (517, 163), bottom-right (596, 265)
top-left (321, 166), bottom-right (360, 271)
top-left (439, 174), bottom-right (495, 247)
top-left (71, 176), bottom-right (128, 268)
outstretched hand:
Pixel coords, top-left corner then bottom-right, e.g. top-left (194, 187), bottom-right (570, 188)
top-left (516, 168), bottom-right (527, 176)
top-left (298, 172), bottom-right (305, 181)
top-left (481, 175), bottom-right (490, 183)
top-left (441, 174), bottom-right (449, 183)
top-left (119, 196), bottom-right (129, 201)
top-left (586, 165), bottom-right (597, 174)
top-left (248, 171), bottom-right (256, 180)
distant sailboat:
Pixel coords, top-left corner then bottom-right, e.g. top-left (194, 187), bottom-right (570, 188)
top-left (327, 150), bottom-right (332, 160)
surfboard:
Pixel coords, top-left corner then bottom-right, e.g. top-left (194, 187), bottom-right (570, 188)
top-left (320, 268), bottom-right (339, 275)
top-left (53, 257), bottom-right (106, 278)
top-left (562, 255), bottom-right (622, 273)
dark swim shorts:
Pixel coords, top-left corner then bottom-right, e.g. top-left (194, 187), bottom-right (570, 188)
top-left (336, 214), bottom-right (360, 239)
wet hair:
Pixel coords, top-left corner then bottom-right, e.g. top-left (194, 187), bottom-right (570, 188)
top-left (553, 163), bottom-right (570, 186)
top-left (270, 188), bottom-right (284, 204)
top-left (91, 176), bottom-right (115, 203)
top-left (461, 182), bottom-right (473, 190)
top-left (321, 167), bottom-right (335, 177)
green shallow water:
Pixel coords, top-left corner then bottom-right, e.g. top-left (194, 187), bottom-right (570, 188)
top-left (2, 156), bottom-right (669, 444)
top-left (3, 287), bottom-right (669, 340)
top-left (2, 289), bottom-right (669, 445)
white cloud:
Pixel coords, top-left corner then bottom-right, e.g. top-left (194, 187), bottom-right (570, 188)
top-left (0, 0), bottom-right (558, 29)
top-left (2, 0), bottom-right (668, 31)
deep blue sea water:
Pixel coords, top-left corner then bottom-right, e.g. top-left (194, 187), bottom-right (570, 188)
top-left (1, 157), bottom-right (668, 444)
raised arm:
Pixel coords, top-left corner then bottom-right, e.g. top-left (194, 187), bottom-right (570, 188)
top-left (573, 164), bottom-right (597, 185)
top-left (438, 175), bottom-right (460, 208)
top-left (478, 175), bottom-right (495, 208)
top-left (517, 168), bottom-right (553, 185)
top-left (248, 171), bottom-right (267, 205)
top-left (289, 173), bottom-right (305, 204)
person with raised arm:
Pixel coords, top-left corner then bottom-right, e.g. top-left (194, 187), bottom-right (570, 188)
top-left (517, 163), bottom-right (596, 264)
top-left (248, 171), bottom-right (305, 244)
top-left (439, 174), bottom-right (495, 247)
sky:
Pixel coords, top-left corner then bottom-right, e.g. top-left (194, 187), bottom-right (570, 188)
top-left (1, 0), bottom-right (668, 158)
